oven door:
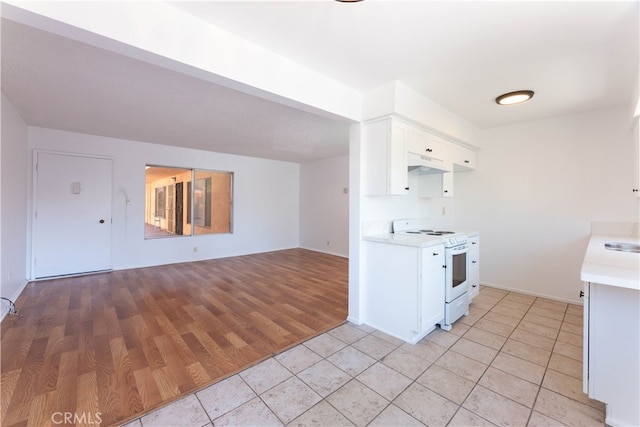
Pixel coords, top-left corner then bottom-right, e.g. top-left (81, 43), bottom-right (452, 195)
top-left (445, 244), bottom-right (469, 302)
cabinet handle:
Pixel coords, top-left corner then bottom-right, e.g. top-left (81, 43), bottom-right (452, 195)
top-left (444, 190), bottom-right (448, 193)
top-left (433, 252), bottom-right (439, 256)
top-left (404, 187), bottom-right (410, 190)
top-left (425, 148), bottom-right (433, 153)
top-left (472, 241), bottom-right (477, 245)
top-left (472, 260), bottom-right (477, 264)
top-left (464, 160), bottom-right (470, 163)
top-left (473, 284), bottom-right (477, 288)
top-left (634, 189), bottom-right (639, 192)
top-left (579, 290), bottom-right (584, 298)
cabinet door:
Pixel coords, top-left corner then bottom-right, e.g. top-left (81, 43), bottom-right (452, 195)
top-left (453, 145), bottom-right (477, 171)
top-left (468, 236), bottom-right (480, 299)
top-left (407, 126), bottom-right (427, 155)
top-left (587, 283), bottom-right (640, 426)
top-left (363, 118), bottom-right (409, 195)
top-left (408, 127), bottom-right (452, 161)
top-left (388, 119), bottom-right (409, 195)
top-left (419, 172), bottom-right (453, 197)
top-left (420, 244), bottom-right (445, 332)
top-left (365, 242), bottom-right (420, 341)
top-left (583, 282), bottom-right (590, 394)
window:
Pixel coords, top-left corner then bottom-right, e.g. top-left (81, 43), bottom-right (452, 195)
top-left (145, 165), bottom-right (233, 239)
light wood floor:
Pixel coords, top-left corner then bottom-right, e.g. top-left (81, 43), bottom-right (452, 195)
top-left (0, 248), bottom-right (348, 427)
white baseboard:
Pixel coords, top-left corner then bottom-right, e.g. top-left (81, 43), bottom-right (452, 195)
top-left (346, 315), bottom-right (362, 325)
top-left (298, 246), bottom-right (348, 258)
top-left (1, 279), bottom-right (29, 321)
top-left (480, 282), bottom-right (583, 305)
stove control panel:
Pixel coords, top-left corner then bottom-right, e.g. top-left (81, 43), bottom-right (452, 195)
top-left (445, 235), bottom-right (468, 247)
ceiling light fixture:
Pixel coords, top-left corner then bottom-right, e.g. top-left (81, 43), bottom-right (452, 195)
top-left (495, 90), bottom-right (534, 106)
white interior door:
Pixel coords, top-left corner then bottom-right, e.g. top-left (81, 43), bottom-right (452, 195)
top-left (33, 152), bottom-right (113, 278)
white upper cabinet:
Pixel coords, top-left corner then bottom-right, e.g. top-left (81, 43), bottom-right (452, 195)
top-left (363, 115), bottom-right (475, 196)
top-left (453, 144), bottom-right (477, 171)
top-left (363, 117), bottom-right (409, 195)
top-left (419, 172), bottom-right (453, 198)
top-left (407, 126), bottom-right (452, 172)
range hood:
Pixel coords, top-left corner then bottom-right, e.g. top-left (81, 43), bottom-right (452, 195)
top-left (407, 152), bottom-right (451, 174)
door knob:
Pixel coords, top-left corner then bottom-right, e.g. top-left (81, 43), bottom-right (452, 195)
top-left (99, 219), bottom-right (105, 224)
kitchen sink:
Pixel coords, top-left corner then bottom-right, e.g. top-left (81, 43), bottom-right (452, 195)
top-left (604, 242), bottom-right (640, 253)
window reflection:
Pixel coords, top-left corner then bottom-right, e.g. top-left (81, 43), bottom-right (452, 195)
top-left (145, 166), bottom-right (233, 239)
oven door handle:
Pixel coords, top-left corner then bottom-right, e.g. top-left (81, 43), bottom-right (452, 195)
top-left (447, 245), bottom-right (469, 255)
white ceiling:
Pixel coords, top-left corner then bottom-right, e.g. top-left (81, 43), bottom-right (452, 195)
top-left (2, 1), bottom-right (638, 163)
top-left (1, 18), bottom-right (351, 163)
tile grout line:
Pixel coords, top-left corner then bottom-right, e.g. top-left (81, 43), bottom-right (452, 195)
top-left (442, 288), bottom-right (514, 425)
top-left (435, 289), bottom-right (552, 425)
top-left (133, 289), bottom-right (595, 427)
top-left (467, 291), bottom-right (593, 426)
top-left (523, 299), bottom-right (568, 427)
top-left (305, 290), bottom-right (507, 426)
top-left (316, 330), bottom-right (406, 426)
top-left (480, 292), bottom-right (559, 424)
top-left (279, 290), bottom-right (521, 426)
top-left (293, 327), bottom-right (414, 426)
top-left (193, 389), bottom-right (214, 427)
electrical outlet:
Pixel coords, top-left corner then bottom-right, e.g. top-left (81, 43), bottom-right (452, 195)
top-left (442, 207), bottom-right (446, 215)
top-left (193, 246), bottom-right (198, 253)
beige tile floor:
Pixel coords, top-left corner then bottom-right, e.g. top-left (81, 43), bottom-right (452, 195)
top-left (122, 286), bottom-right (605, 426)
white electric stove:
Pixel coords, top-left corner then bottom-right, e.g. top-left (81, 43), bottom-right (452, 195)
top-left (392, 218), bottom-right (470, 330)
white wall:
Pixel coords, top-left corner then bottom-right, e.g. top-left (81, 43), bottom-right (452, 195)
top-left (348, 123), bottom-right (362, 324)
top-left (1, 93), bottom-right (29, 318)
top-left (299, 155), bottom-right (349, 257)
top-left (3, 1), bottom-right (361, 122)
top-left (27, 127), bottom-right (301, 272)
top-left (362, 81), bottom-right (480, 148)
top-left (361, 171), bottom-right (455, 233)
top-left (454, 107), bottom-right (639, 303)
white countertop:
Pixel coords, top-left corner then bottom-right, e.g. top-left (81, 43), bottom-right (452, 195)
top-left (581, 235), bottom-right (640, 290)
top-left (363, 231), bottom-right (479, 248)
top-left (363, 232), bottom-right (445, 248)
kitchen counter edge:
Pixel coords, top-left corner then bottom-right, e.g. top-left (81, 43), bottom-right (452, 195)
top-left (363, 233), bottom-right (445, 248)
top-left (580, 234), bottom-right (640, 291)
top-left (363, 230), bottom-right (479, 248)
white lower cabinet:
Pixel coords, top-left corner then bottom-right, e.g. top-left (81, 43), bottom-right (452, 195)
top-left (468, 235), bottom-right (480, 300)
top-left (583, 282), bottom-right (640, 427)
top-left (365, 242), bottom-right (445, 343)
